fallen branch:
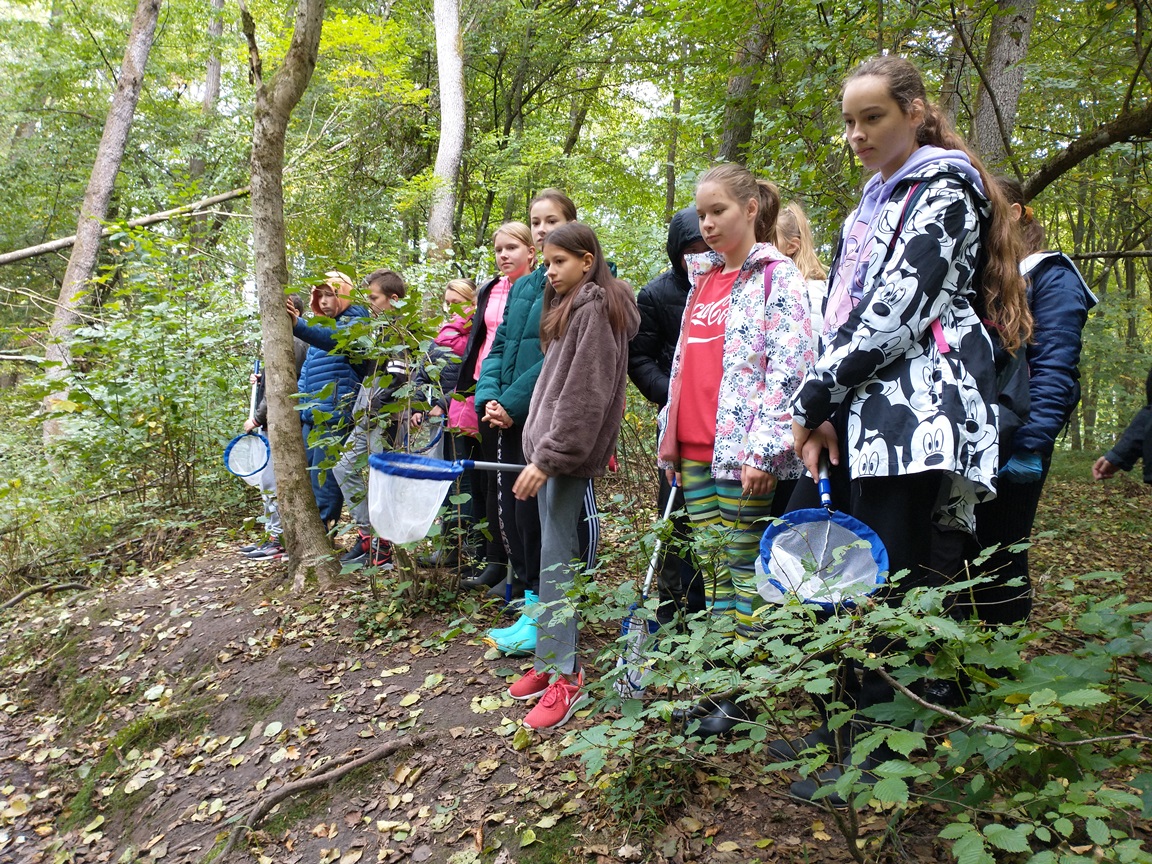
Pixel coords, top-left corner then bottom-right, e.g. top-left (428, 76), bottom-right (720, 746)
top-left (217, 731), bottom-right (437, 862)
top-left (0, 582), bottom-right (90, 610)
top-left (0, 186), bottom-right (251, 266)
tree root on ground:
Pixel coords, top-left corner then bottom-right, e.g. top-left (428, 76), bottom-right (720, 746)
top-left (216, 730), bottom-right (438, 862)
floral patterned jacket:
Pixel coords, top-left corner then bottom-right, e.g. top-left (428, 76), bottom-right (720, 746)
top-left (658, 242), bottom-right (815, 481)
top-left (791, 163), bottom-right (999, 525)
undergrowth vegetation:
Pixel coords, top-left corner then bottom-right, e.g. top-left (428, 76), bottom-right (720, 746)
top-left (568, 493), bottom-right (1152, 864)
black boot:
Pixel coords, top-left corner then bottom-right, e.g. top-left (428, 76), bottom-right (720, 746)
top-left (460, 561), bottom-right (506, 590)
top-left (418, 546), bottom-right (460, 569)
top-left (486, 572), bottom-right (526, 600)
top-left (765, 722), bottom-right (839, 762)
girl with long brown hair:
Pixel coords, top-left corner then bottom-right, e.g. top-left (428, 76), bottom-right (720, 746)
top-left (784, 55), bottom-right (1032, 804)
top-left (505, 222), bottom-right (639, 731)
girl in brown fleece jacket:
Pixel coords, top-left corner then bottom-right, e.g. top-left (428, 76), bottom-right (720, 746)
top-left (506, 222), bottom-right (640, 731)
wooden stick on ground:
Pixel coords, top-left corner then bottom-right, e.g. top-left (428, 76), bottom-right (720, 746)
top-left (217, 731), bottom-right (438, 862)
top-left (0, 582), bottom-right (90, 610)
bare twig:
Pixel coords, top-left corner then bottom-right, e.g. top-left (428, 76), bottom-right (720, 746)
top-left (875, 668), bottom-right (1152, 748)
top-left (1, 582), bottom-right (90, 610)
top-left (218, 732), bottom-right (437, 861)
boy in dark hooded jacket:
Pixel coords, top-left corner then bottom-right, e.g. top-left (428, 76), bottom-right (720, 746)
top-left (628, 206), bottom-right (709, 620)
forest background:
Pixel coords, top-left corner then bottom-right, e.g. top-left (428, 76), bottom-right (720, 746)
top-left (0, 0), bottom-right (1150, 569)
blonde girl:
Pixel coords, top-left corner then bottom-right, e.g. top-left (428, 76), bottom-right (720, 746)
top-left (776, 201), bottom-right (829, 337)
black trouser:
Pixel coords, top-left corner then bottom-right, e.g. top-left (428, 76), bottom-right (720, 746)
top-left (963, 454), bottom-right (1050, 625)
top-left (497, 425), bottom-right (541, 588)
top-left (654, 467), bottom-right (699, 622)
top-left (472, 427), bottom-right (507, 565)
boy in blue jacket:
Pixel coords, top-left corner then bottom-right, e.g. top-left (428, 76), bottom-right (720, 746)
top-left (289, 270), bottom-right (409, 565)
top-left (288, 271), bottom-right (369, 529)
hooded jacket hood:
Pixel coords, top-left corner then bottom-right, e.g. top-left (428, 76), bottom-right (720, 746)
top-left (310, 271), bottom-right (355, 316)
top-left (665, 206), bottom-right (704, 281)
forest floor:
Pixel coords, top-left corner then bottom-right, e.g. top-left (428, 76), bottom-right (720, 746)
top-left (1, 453), bottom-right (1150, 864)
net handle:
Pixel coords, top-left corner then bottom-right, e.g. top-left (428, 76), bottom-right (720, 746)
top-left (404, 416), bottom-right (445, 454)
top-left (818, 457), bottom-right (833, 511)
top-left (248, 358), bottom-right (261, 424)
top-left (639, 476), bottom-right (679, 600)
top-left (461, 460), bottom-right (526, 473)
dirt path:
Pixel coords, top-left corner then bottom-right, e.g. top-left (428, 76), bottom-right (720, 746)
top-left (0, 543), bottom-right (852, 864)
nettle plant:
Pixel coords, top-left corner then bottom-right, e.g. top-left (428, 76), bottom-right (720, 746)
top-left (573, 513), bottom-right (1152, 864)
top-left (34, 226), bottom-right (251, 510)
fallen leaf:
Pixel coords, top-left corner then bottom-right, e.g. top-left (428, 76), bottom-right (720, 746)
top-left (340, 851), bottom-right (364, 864)
top-left (677, 816), bottom-right (702, 834)
top-left (475, 759), bottom-right (500, 778)
top-left (520, 828), bottom-right (537, 848)
top-left (263, 721), bottom-right (283, 738)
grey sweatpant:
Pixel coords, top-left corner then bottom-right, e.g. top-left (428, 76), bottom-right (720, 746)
top-left (331, 425), bottom-right (385, 529)
top-left (257, 456), bottom-right (281, 537)
top-left (535, 474), bottom-right (591, 676)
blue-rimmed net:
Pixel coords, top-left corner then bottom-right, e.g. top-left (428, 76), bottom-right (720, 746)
top-left (223, 433), bottom-right (270, 487)
top-left (758, 508), bottom-right (888, 610)
top-left (368, 451), bottom-right (463, 544)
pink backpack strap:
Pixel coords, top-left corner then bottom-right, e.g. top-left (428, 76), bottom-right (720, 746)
top-left (763, 258), bottom-right (781, 300)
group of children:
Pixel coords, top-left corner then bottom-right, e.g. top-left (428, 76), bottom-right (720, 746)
top-left (241, 56), bottom-right (1098, 793)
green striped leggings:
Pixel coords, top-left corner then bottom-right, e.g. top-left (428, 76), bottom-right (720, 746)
top-left (681, 459), bottom-right (776, 626)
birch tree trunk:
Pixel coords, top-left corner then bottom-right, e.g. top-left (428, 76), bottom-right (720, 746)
top-left (41, 0), bottom-right (161, 445)
top-left (242, 0), bottom-right (337, 587)
top-left (189, 0), bottom-right (224, 182)
top-left (972, 0), bottom-right (1037, 169)
top-left (427, 0), bottom-right (465, 251)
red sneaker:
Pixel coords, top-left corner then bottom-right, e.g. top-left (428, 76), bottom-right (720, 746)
top-left (523, 673), bottom-right (589, 731)
top-left (370, 538), bottom-right (393, 568)
top-left (508, 668), bottom-right (551, 701)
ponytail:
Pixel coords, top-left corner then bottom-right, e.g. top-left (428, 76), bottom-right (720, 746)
top-left (697, 164), bottom-right (781, 245)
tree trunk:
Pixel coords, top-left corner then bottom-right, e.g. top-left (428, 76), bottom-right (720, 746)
top-left (561, 67), bottom-right (606, 157)
top-left (189, 0), bottom-right (224, 181)
top-left (716, 29), bottom-right (771, 164)
top-left (972, 0), bottom-right (1037, 170)
top-left (41, 0), bottom-right (161, 445)
top-left (242, 0), bottom-right (337, 586)
top-left (427, 0), bottom-right (465, 252)
top-left (665, 86), bottom-right (681, 223)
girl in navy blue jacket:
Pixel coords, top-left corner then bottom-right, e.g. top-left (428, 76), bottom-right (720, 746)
top-left (967, 178), bottom-right (1096, 624)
